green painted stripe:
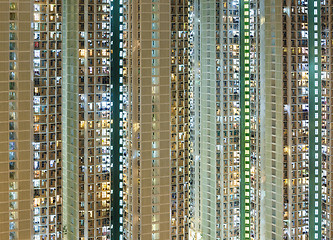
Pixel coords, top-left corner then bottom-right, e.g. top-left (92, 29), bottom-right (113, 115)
top-left (308, 0), bottom-right (321, 239)
top-left (111, 1), bottom-right (123, 239)
top-left (240, 0), bottom-right (251, 239)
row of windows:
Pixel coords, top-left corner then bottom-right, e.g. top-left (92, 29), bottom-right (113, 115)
top-left (8, 3), bottom-right (19, 240)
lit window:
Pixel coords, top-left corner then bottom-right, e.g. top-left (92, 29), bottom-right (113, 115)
top-left (9, 82), bottom-right (15, 90)
top-left (152, 151), bottom-right (159, 158)
top-left (152, 23), bottom-right (158, 30)
top-left (152, 214), bottom-right (159, 222)
top-left (152, 205), bottom-right (159, 213)
top-left (10, 3), bottom-right (17, 10)
top-left (9, 231), bottom-right (16, 240)
top-left (9, 32), bottom-right (16, 40)
top-left (34, 50), bottom-right (40, 58)
top-left (34, 13), bottom-right (40, 21)
top-left (9, 192), bottom-right (17, 200)
top-left (9, 142), bottom-right (16, 150)
top-left (152, 14), bottom-right (158, 21)
top-left (9, 102), bottom-right (16, 110)
top-left (152, 159), bottom-right (159, 167)
top-left (152, 178), bottom-right (159, 186)
top-left (152, 233), bottom-right (160, 240)
top-left (9, 92), bottom-right (16, 100)
top-left (9, 132), bottom-right (16, 140)
top-left (9, 62), bottom-right (17, 70)
top-left (152, 142), bottom-right (158, 148)
top-left (9, 72), bottom-right (15, 80)
top-left (9, 212), bottom-right (17, 220)
top-left (152, 68), bottom-right (159, 76)
top-left (9, 112), bottom-right (17, 120)
top-left (152, 50), bottom-right (159, 57)
top-left (9, 23), bottom-right (17, 31)
top-left (152, 77), bottom-right (159, 84)
top-left (152, 32), bottom-right (159, 39)
top-left (152, 86), bottom-right (159, 94)
top-left (34, 4), bottom-right (40, 12)
top-left (152, 223), bottom-right (159, 231)
top-left (9, 182), bottom-right (17, 190)
top-left (152, 4), bottom-right (158, 12)
top-left (152, 59), bottom-right (159, 66)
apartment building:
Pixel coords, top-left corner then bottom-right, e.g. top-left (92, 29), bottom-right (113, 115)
top-left (0, 0), bottom-right (332, 240)
top-left (122, 0), bottom-right (189, 239)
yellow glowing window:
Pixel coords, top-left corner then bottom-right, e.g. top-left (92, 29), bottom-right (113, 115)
top-left (10, 3), bottom-right (17, 10)
top-left (79, 49), bottom-right (86, 57)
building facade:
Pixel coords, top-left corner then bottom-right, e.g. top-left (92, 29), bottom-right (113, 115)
top-left (282, 0), bottom-right (330, 239)
top-left (189, 0), bottom-right (265, 239)
top-left (0, 0), bottom-right (121, 239)
top-left (1, 0), bottom-right (333, 240)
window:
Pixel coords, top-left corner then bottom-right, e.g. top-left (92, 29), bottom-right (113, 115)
top-left (152, 41), bottom-right (159, 48)
top-left (152, 205), bottom-right (159, 213)
top-left (152, 214), bottom-right (159, 222)
top-left (9, 72), bottom-right (15, 80)
top-left (152, 233), bottom-right (160, 240)
top-left (152, 59), bottom-right (158, 66)
top-left (9, 42), bottom-right (16, 50)
top-left (152, 151), bottom-right (159, 158)
top-left (10, 3), bottom-right (17, 10)
top-left (9, 102), bottom-right (16, 110)
top-left (152, 77), bottom-right (159, 85)
top-left (152, 142), bottom-right (158, 148)
top-left (152, 159), bottom-right (159, 167)
top-left (152, 32), bottom-right (159, 39)
top-left (9, 132), bottom-right (16, 140)
top-left (9, 82), bottom-right (16, 90)
top-left (9, 32), bottom-right (16, 40)
top-left (152, 178), bottom-right (159, 186)
top-left (9, 62), bottom-right (17, 70)
top-left (152, 23), bottom-right (158, 30)
top-left (9, 162), bottom-right (16, 170)
top-left (9, 172), bottom-right (16, 180)
top-left (9, 52), bottom-right (16, 61)
top-left (152, 14), bottom-right (158, 21)
top-left (152, 4), bottom-right (158, 11)
top-left (9, 212), bottom-right (17, 220)
top-left (152, 50), bottom-right (158, 57)
top-left (152, 86), bottom-right (159, 94)
top-left (152, 68), bottom-right (159, 76)
top-left (9, 142), bottom-right (16, 150)
top-left (152, 224), bottom-right (159, 231)
top-left (9, 112), bottom-right (17, 120)
top-left (9, 192), bottom-right (17, 200)
top-left (152, 187), bottom-right (159, 194)
top-left (9, 231), bottom-right (16, 240)
top-left (9, 23), bottom-right (17, 31)
top-left (10, 13), bottom-right (16, 20)
top-left (9, 182), bottom-right (17, 190)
